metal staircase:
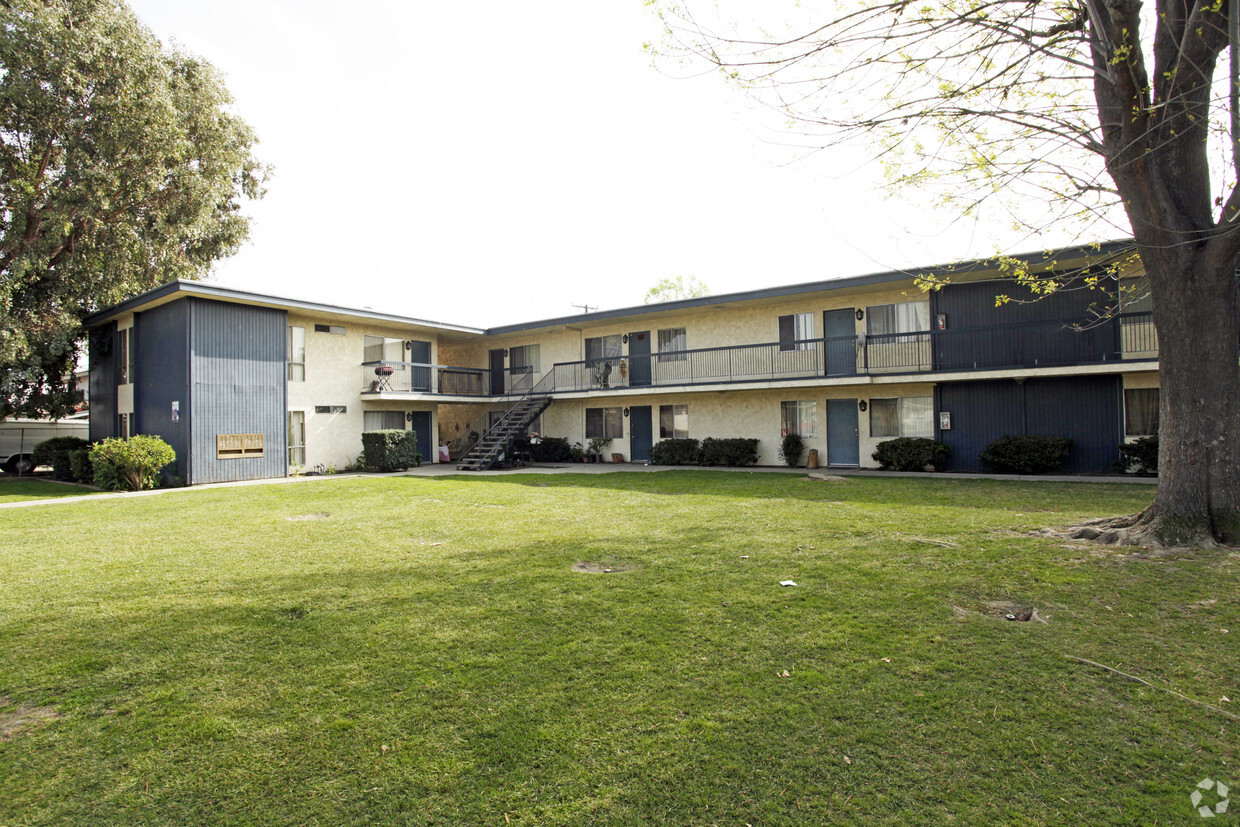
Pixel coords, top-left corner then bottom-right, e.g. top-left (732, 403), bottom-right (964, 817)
top-left (456, 375), bottom-right (554, 471)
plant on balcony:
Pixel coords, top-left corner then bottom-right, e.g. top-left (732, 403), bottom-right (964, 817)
top-left (872, 437), bottom-right (950, 472)
top-left (779, 433), bottom-right (806, 467)
top-left (979, 435), bottom-right (1072, 475)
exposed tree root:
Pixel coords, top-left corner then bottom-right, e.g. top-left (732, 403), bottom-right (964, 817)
top-left (1036, 508), bottom-right (1233, 552)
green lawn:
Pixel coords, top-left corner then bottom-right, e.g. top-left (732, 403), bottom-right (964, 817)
top-left (0, 476), bottom-right (99, 504)
top-left (1, 472), bottom-right (1235, 825)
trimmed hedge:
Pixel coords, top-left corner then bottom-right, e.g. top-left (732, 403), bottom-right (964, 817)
top-left (90, 435), bottom-right (176, 491)
top-left (69, 447), bottom-right (95, 485)
top-left (362, 429), bottom-right (422, 472)
top-left (1115, 436), bottom-right (1158, 476)
top-left (650, 438), bottom-right (701, 466)
top-left (979, 434), bottom-right (1072, 474)
top-left (32, 436), bottom-right (91, 481)
top-left (872, 437), bottom-right (950, 472)
top-left (700, 437), bottom-right (759, 467)
top-left (779, 433), bottom-right (806, 467)
top-left (529, 436), bottom-right (573, 463)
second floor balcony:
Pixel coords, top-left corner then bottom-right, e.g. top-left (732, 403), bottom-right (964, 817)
top-left (360, 312), bottom-right (1159, 398)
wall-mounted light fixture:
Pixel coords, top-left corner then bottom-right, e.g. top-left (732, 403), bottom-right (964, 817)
top-left (858, 400), bottom-right (868, 412)
top-left (855, 309), bottom-right (865, 321)
top-left (406, 412), bottom-right (414, 421)
top-left (623, 407), bottom-right (630, 417)
top-left (622, 334), bottom-right (629, 344)
top-left (404, 341), bottom-right (413, 350)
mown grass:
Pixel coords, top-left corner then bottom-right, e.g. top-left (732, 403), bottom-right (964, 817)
top-left (0, 472), bottom-right (1235, 825)
top-left (0, 476), bottom-right (98, 503)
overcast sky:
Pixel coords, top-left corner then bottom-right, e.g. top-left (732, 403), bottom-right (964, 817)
top-left (125, 0), bottom-right (1080, 328)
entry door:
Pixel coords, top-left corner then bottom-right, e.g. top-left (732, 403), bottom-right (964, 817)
top-left (629, 405), bottom-right (653, 461)
top-left (826, 398), bottom-right (860, 466)
top-left (408, 411), bottom-right (432, 462)
top-left (823, 309), bottom-right (856, 377)
top-left (628, 331), bottom-right (651, 387)
top-left (408, 340), bottom-right (432, 391)
top-left (489, 349), bottom-right (506, 395)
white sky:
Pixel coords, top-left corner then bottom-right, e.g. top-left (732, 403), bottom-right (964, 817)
top-left (126, 0), bottom-right (1080, 328)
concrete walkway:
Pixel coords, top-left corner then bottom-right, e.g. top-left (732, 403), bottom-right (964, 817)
top-left (0, 463), bottom-right (1157, 510)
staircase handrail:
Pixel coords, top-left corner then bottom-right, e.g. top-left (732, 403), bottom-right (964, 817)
top-left (453, 369), bottom-right (557, 460)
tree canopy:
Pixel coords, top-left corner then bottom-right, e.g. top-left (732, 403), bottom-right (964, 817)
top-left (0, 0), bottom-right (267, 418)
top-left (644, 274), bottom-right (710, 303)
top-left (653, 0), bottom-right (1240, 546)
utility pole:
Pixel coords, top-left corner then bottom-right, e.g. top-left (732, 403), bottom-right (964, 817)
top-left (572, 303), bottom-right (597, 314)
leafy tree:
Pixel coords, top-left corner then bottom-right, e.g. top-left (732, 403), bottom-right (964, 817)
top-left (0, 0), bottom-right (267, 418)
top-left (653, 0), bottom-right (1240, 547)
top-left (644, 274), bottom-right (710, 303)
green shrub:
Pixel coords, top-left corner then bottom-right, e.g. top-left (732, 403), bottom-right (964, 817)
top-left (32, 436), bottom-right (91, 481)
top-left (1115, 436), bottom-right (1158, 476)
top-left (650, 438), bottom-right (702, 465)
top-left (779, 433), bottom-right (806, 467)
top-left (530, 436), bottom-right (573, 463)
top-left (700, 437), bottom-right (759, 467)
top-left (90, 435), bottom-right (176, 491)
top-left (979, 435), bottom-right (1072, 474)
top-left (361, 429), bottom-right (422, 472)
top-left (872, 437), bottom-right (951, 472)
top-left (68, 447), bottom-right (95, 485)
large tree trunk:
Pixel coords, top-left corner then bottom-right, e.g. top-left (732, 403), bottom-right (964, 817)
top-left (1072, 245), bottom-right (1240, 547)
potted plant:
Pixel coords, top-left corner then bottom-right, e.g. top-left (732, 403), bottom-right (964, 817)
top-left (587, 437), bottom-right (611, 463)
top-left (570, 442), bottom-right (585, 463)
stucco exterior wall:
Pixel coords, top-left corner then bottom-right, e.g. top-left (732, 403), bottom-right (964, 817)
top-left (286, 312), bottom-right (446, 469)
top-left (537, 381), bottom-right (936, 467)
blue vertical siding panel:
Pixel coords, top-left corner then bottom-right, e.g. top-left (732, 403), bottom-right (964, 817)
top-left (188, 298), bottom-right (287, 484)
top-left (88, 322), bottom-right (118, 444)
top-left (133, 303), bottom-right (191, 483)
top-left (1023, 376), bottom-right (1122, 472)
top-left (938, 375), bottom-right (1122, 472)
top-left (937, 380), bottom-right (1024, 471)
top-left (934, 280), bottom-right (1119, 369)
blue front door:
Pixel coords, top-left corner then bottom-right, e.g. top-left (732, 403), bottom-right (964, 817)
top-left (629, 405), bottom-right (652, 461)
top-left (823, 309), bottom-right (856, 377)
top-left (628, 331), bottom-right (651, 387)
top-left (408, 411), bottom-right (432, 463)
top-left (826, 399), bottom-right (859, 466)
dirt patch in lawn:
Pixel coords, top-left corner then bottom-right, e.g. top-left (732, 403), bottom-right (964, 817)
top-left (286, 513), bottom-right (330, 521)
top-left (0, 697), bottom-right (61, 739)
top-left (572, 561), bottom-right (641, 574)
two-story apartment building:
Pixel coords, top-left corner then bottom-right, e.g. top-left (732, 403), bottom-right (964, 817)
top-left (83, 240), bottom-right (1160, 484)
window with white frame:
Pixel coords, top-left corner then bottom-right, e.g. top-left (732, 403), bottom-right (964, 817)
top-left (288, 411), bottom-right (305, 466)
top-left (509, 344), bottom-right (540, 375)
top-left (287, 326), bottom-right (305, 382)
top-left (870, 397), bottom-right (933, 438)
top-left (780, 400), bottom-right (817, 437)
top-left (364, 335), bottom-right (405, 367)
top-left (659, 404), bottom-right (689, 439)
top-left (364, 410), bottom-right (405, 432)
top-left (314, 405), bottom-right (346, 414)
top-left (1125, 388), bottom-right (1159, 436)
top-left (585, 335), bottom-right (622, 364)
top-left (778, 313), bottom-right (814, 352)
top-left (117, 327), bottom-right (134, 385)
top-left (586, 407), bottom-right (623, 439)
top-left (866, 302), bottom-right (930, 337)
top-left (657, 327), bottom-right (687, 362)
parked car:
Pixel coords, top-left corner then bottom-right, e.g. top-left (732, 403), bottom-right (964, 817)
top-left (0, 415), bottom-right (89, 474)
